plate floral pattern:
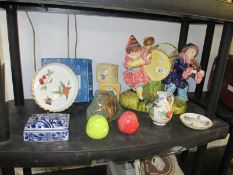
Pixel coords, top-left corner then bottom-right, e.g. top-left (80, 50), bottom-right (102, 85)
top-left (32, 63), bottom-right (78, 112)
top-left (180, 113), bottom-right (213, 130)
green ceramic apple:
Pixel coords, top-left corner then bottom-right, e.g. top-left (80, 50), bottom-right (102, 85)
top-left (86, 115), bottom-right (109, 139)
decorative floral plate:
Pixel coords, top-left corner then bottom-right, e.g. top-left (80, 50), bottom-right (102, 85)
top-left (32, 63), bottom-right (78, 112)
top-left (180, 113), bottom-right (213, 130)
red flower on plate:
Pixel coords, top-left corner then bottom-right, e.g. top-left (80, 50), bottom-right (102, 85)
top-left (42, 75), bottom-right (46, 79)
top-left (39, 78), bottom-right (44, 85)
top-left (166, 111), bottom-right (172, 118)
top-left (53, 80), bottom-right (71, 100)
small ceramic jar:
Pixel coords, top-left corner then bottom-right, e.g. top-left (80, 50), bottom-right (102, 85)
top-left (149, 91), bottom-right (174, 126)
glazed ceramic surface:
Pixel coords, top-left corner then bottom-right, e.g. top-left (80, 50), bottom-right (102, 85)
top-left (149, 91), bottom-right (174, 126)
top-left (155, 43), bottom-right (178, 63)
top-left (180, 113), bottom-right (213, 130)
top-left (24, 113), bottom-right (69, 142)
top-left (32, 63), bottom-right (78, 112)
top-left (143, 48), bottom-right (171, 81)
top-left (41, 58), bottom-right (93, 102)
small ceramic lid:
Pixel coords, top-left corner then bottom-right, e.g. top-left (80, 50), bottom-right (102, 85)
top-left (32, 63), bottom-right (79, 112)
top-left (143, 48), bottom-right (171, 81)
top-left (180, 113), bottom-right (213, 130)
top-left (24, 113), bottom-right (70, 131)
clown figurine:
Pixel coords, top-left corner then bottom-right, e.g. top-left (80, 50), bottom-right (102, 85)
top-left (123, 35), bottom-right (152, 100)
top-left (162, 43), bottom-right (205, 101)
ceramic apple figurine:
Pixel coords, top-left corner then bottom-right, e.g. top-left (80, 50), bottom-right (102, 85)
top-left (118, 111), bottom-right (139, 134)
top-left (86, 115), bottom-right (109, 139)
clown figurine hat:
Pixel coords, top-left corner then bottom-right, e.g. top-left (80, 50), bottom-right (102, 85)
top-left (126, 35), bottom-right (141, 53)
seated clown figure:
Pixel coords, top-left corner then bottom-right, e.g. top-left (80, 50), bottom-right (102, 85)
top-left (123, 35), bottom-right (153, 100)
top-left (162, 43), bottom-right (205, 101)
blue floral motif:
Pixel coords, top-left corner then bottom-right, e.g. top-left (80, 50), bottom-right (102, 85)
top-left (24, 113), bottom-right (69, 142)
top-left (25, 113), bottom-right (69, 130)
top-left (24, 132), bottom-right (69, 142)
top-left (30, 117), bottom-right (52, 128)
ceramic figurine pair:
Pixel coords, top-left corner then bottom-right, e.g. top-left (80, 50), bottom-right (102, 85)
top-left (123, 35), bottom-right (204, 102)
top-left (122, 35), bottom-right (205, 125)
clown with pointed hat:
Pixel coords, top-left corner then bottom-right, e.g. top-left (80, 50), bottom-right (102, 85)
top-left (123, 35), bottom-right (153, 100)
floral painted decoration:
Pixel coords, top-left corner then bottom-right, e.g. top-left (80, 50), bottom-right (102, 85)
top-left (53, 81), bottom-right (71, 100)
top-left (44, 96), bottom-right (52, 105)
top-left (32, 63), bottom-right (78, 112)
top-left (24, 113), bottom-right (70, 142)
top-left (40, 69), bottom-right (54, 91)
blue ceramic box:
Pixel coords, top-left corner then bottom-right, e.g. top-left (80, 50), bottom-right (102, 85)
top-left (24, 113), bottom-right (69, 142)
top-left (41, 58), bottom-right (93, 102)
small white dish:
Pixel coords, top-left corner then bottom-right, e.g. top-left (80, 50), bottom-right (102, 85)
top-left (180, 113), bottom-right (213, 130)
top-left (32, 63), bottom-right (78, 112)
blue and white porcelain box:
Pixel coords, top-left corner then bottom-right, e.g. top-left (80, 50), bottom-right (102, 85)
top-left (24, 113), bottom-right (70, 142)
top-left (41, 58), bottom-right (93, 102)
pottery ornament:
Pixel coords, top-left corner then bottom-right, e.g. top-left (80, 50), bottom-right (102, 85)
top-left (123, 35), bottom-right (153, 100)
top-left (86, 90), bottom-right (122, 121)
top-left (149, 91), bottom-right (174, 126)
top-left (162, 43), bottom-right (205, 102)
top-left (32, 63), bottom-right (78, 112)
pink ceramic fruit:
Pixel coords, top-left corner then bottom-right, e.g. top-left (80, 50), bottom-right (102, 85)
top-left (118, 111), bottom-right (139, 134)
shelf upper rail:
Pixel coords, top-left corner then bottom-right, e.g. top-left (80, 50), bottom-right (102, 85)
top-left (0, 0), bottom-right (233, 23)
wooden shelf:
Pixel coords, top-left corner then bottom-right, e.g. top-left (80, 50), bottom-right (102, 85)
top-left (1, 0), bottom-right (233, 22)
top-left (0, 1), bottom-right (232, 174)
top-left (0, 99), bottom-right (228, 167)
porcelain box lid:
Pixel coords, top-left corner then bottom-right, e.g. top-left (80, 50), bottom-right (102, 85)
top-left (24, 113), bottom-right (70, 131)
